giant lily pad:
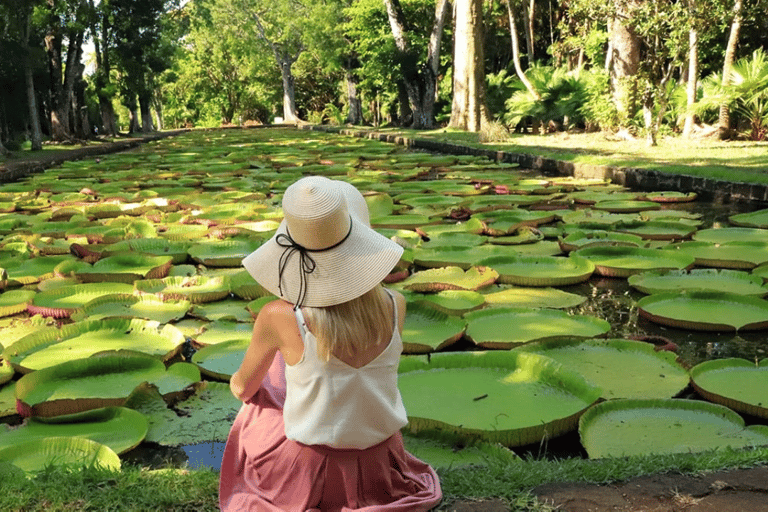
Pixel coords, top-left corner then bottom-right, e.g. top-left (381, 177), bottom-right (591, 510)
top-left (729, 208), bottom-right (768, 229)
top-left (14, 354), bottom-right (198, 417)
top-left (406, 289), bottom-right (485, 315)
top-left (693, 227), bottom-right (768, 244)
top-left (398, 266), bottom-right (498, 292)
top-left (191, 338), bottom-right (249, 380)
top-left (399, 351), bottom-right (601, 447)
top-left (0, 436), bottom-right (121, 474)
top-left (690, 358), bottom-right (768, 419)
top-left (70, 294), bottom-right (192, 323)
top-left (0, 407), bottom-right (147, 455)
top-left (579, 398), bottom-right (768, 459)
top-left (515, 338), bottom-right (689, 400)
top-left (28, 282), bottom-right (135, 318)
top-left (105, 238), bottom-right (191, 264)
top-left (464, 307), bottom-right (610, 348)
top-left (4, 318), bottom-right (186, 373)
top-left (629, 269), bottom-right (768, 297)
top-left (637, 291), bottom-right (768, 331)
top-left (613, 220), bottom-right (697, 240)
top-left (187, 239), bottom-right (262, 267)
top-left (0, 289), bottom-right (36, 317)
top-left (135, 275), bottom-right (230, 303)
top-left (123, 381), bottom-right (241, 446)
top-left (592, 200), bottom-right (660, 213)
top-left (478, 254), bottom-right (594, 286)
top-left (5, 255), bottom-right (75, 285)
top-left (193, 320), bottom-right (253, 346)
top-left (481, 285), bottom-right (586, 309)
top-left (402, 431), bottom-right (520, 470)
top-left (401, 303), bottom-right (466, 353)
top-left (55, 252), bottom-right (173, 283)
top-left (573, 246), bottom-right (695, 277)
top-left (558, 230), bottom-right (644, 253)
top-left (663, 241), bottom-right (768, 269)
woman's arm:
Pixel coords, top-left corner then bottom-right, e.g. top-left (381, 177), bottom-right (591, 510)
top-left (229, 300), bottom-right (296, 401)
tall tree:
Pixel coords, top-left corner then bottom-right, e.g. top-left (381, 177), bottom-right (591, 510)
top-left (382, 0), bottom-right (451, 128)
top-left (504, 0), bottom-right (539, 101)
top-left (22, 0), bottom-right (44, 150)
top-left (607, 0), bottom-right (640, 125)
top-left (88, 0), bottom-right (118, 135)
top-left (449, 0), bottom-right (486, 131)
top-left (718, 0), bottom-right (742, 139)
top-left (682, 0), bottom-right (699, 138)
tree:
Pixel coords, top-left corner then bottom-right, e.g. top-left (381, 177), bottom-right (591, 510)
top-left (382, 0), bottom-right (451, 128)
top-left (682, 0), bottom-right (699, 138)
top-left (607, 0), bottom-right (640, 125)
top-left (718, 0), bottom-right (742, 139)
top-left (88, 0), bottom-right (118, 135)
top-left (504, 0), bottom-right (539, 102)
top-left (449, 0), bottom-right (487, 131)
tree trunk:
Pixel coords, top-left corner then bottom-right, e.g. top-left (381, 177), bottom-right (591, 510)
top-left (45, 3), bottom-right (69, 141)
top-left (718, 0), bottom-right (743, 140)
top-left (383, 0), bottom-right (450, 129)
top-left (72, 61), bottom-right (91, 139)
top-left (345, 71), bottom-right (363, 125)
top-left (24, 6), bottom-right (43, 151)
top-left (139, 94), bottom-right (155, 132)
top-left (278, 58), bottom-right (298, 123)
top-left (505, 0), bottom-right (539, 101)
top-left (62, 26), bottom-right (84, 136)
top-left (450, 0), bottom-right (486, 132)
top-left (608, 0), bottom-right (641, 125)
top-left (682, 4), bottom-right (699, 139)
top-left (522, 0), bottom-right (535, 65)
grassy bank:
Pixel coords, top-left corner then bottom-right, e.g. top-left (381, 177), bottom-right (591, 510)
top-left (358, 128), bottom-right (768, 186)
top-left (4, 445), bottom-right (767, 511)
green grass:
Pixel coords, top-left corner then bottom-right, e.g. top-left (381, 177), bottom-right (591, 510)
top-left (348, 127), bottom-right (768, 186)
top-left (3, 445), bottom-right (767, 511)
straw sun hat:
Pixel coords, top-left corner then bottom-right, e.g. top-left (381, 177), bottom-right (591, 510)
top-left (242, 176), bottom-right (403, 308)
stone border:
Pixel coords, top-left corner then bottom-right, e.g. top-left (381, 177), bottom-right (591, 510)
top-left (300, 125), bottom-right (768, 205)
top-left (0, 130), bottom-right (189, 183)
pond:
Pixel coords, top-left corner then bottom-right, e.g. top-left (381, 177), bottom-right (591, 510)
top-left (1, 127), bottom-right (767, 472)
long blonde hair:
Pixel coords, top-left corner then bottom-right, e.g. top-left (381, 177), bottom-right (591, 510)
top-left (302, 284), bottom-right (393, 362)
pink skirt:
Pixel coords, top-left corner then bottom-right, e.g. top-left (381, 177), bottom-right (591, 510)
top-left (219, 354), bottom-right (442, 512)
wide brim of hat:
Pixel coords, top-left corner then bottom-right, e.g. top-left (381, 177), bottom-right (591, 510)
top-left (242, 217), bottom-right (404, 307)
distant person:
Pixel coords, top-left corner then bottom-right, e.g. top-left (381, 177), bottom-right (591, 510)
top-left (219, 176), bottom-right (441, 511)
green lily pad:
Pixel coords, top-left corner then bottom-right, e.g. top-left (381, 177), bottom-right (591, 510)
top-left (641, 191), bottom-right (697, 203)
top-left (481, 285), bottom-right (586, 309)
top-left (401, 303), bottom-right (467, 353)
top-left (573, 246), bottom-right (695, 277)
top-left (485, 225), bottom-right (544, 246)
top-left (370, 214), bottom-right (437, 230)
top-left (229, 270), bottom-right (270, 300)
top-left (0, 407), bottom-right (147, 455)
top-left (397, 266), bottom-right (498, 292)
top-left (515, 338), bottom-right (689, 400)
top-left (663, 241), bottom-right (768, 269)
top-left (190, 299), bottom-right (253, 323)
top-left (464, 307), bottom-right (610, 348)
top-left (14, 353), bottom-right (197, 417)
top-left (729, 208), bottom-right (768, 229)
top-left (579, 398), bottom-right (768, 459)
top-left (0, 359), bottom-right (12, 386)
top-left (399, 351), bottom-right (601, 447)
top-left (558, 230), bottom-right (644, 253)
top-left (690, 358), bottom-right (768, 419)
top-left (592, 200), bottom-right (661, 213)
top-left (0, 381), bottom-right (16, 417)
top-left (5, 255), bottom-right (76, 285)
top-left (402, 431), bottom-right (520, 469)
top-left (693, 227), bottom-right (768, 244)
top-left (55, 252), bottom-right (174, 283)
top-left (28, 282), bottom-right (135, 318)
top-left (0, 316), bottom-right (58, 353)
top-left (187, 239), bottom-right (262, 267)
top-left (135, 275), bottom-right (230, 303)
top-left (478, 254), bottom-right (594, 286)
top-left (0, 436), bottom-right (121, 475)
top-left (70, 294), bottom-right (192, 323)
top-left (123, 381), bottom-right (241, 446)
top-left (477, 210), bottom-right (556, 236)
top-left (4, 318), bottom-right (186, 373)
top-left (193, 320), bottom-right (253, 346)
top-left (628, 269), bottom-right (768, 296)
top-left (613, 220), bottom-right (697, 240)
top-left (755, 264), bottom-right (768, 282)
top-left (191, 338), bottom-right (249, 380)
top-left (406, 289), bottom-right (485, 315)
top-left (637, 291), bottom-right (768, 331)
top-left (105, 238), bottom-right (191, 265)
top-left (158, 224), bottom-right (209, 241)
top-left (0, 289), bottom-right (36, 317)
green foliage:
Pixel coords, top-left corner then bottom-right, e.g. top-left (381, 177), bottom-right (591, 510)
top-left (578, 69), bottom-right (619, 131)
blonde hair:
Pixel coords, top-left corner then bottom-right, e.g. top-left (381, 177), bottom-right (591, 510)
top-left (302, 284), bottom-right (392, 362)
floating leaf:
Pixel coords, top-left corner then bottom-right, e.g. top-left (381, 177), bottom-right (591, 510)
top-left (399, 351), bottom-right (601, 447)
top-left (55, 252), bottom-right (173, 283)
top-left (398, 266), bottom-right (498, 292)
top-left (464, 307), bottom-right (610, 348)
top-left (0, 436), bottom-right (121, 475)
top-left (516, 338), bottom-right (689, 400)
top-left (628, 269), bottom-right (768, 296)
top-left (663, 241), bottom-right (768, 269)
top-left (0, 289), bottom-right (36, 317)
top-left (690, 358), bottom-right (768, 419)
top-left (70, 294), bottom-right (192, 323)
top-left (402, 431), bottom-right (520, 469)
top-left (191, 338), bottom-right (249, 380)
top-left (481, 285), bottom-right (586, 309)
top-left (579, 399), bottom-right (768, 459)
top-left (573, 246), bottom-right (695, 277)
top-left (28, 282), bottom-right (135, 318)
top-left (558, 230), bottom-right (644, 253)
top-left (729, 208), bottom-right (768, 229)
top-left (478, 254), bottom-right (594, 287)
top-left (406, 289), bottom-right (485, 315)
top-left (135, 275), bottom-right (230, 303)
top-left (637, 291), bottom-right (768, 331)
top-left (693, 227), bottom-right (768, 244)
top-left (401, 303), bottom-right (466, 353)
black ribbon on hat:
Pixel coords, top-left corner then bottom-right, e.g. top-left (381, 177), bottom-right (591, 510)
top-left (275, 216), bottom-right (354, 309)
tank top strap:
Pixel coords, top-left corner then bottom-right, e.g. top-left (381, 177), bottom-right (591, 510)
top-left (293, 307), bottom-right (318, 363)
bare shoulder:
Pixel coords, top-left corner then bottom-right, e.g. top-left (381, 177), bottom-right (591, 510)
top-left (256, 299), bottom-right (297, 328)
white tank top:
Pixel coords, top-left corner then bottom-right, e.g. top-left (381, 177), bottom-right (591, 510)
top-left (283, 290), bottom-right (408, 449)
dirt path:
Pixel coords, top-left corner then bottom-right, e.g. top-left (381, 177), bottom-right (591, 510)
top-left (446, 466), bottom-right (768, 511)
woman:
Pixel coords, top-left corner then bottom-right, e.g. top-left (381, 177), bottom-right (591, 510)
top-left (219, 176), bottom-right (441, 511)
